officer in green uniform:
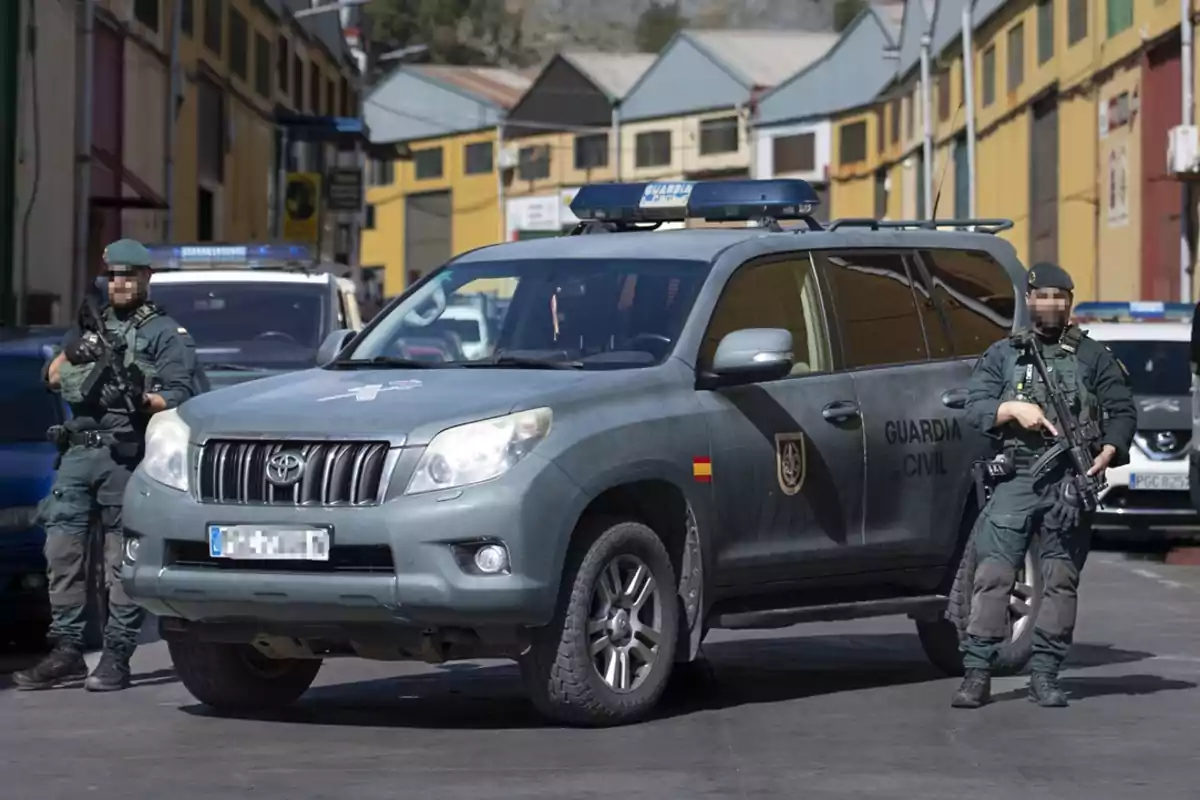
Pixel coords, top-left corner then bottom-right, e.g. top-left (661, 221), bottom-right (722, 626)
top-left (952, 263), bottom-right (1136, 709)
top-left (13, 239), bottom-right (205, 692)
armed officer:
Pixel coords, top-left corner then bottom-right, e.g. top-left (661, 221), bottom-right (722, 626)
top-left (14, 239), bottom-right (206, 692)
top-left (952, 263), bottom-right (1136, 709)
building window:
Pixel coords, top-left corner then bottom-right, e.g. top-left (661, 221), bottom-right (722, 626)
top-left (254, 32), bottom-right (270, 98)
top-left (1037, 0), bottom-right (1054, 64)
top-left (196, 78), bottom-right (226, 184)
top-left (414, 147), bottom-right (444, 180)
top-left (368, 158), bottom-right (394, 186)
top-left (890, 97), bottom-right (901, 144)
top-left (839, 121), bottom-right (867, 165)
top-left (292, 56), bottom-right (303, 110)
top-left (228, 9), bottom-right (248, 80)
top-left (1106, 0), bottom-right (1133, 38)
top-left (906, 92), bottom-right (915, 139)
top-left (773, 132), bottom-right (815, 174)
top-left (181, 0), bottom-right (193, 36)
top-left (365, 204), bottom-right (376, 229)
top-left (134, 0), bottom-right (159, 32)
top-left (277, 36), bottom-right (289, 93)
top-left (635, 131), bottom-right (672, 168)
top-left (1007, 23), bottom-right (1025, 92)
top-left (340, 77), bottom-right (352, 116)
top-left (326, 78), bottom-right (336, 116)
top-left (982, 45), bottom-right (996, 106)
top-left (698, 116), bottom-right (739, 155)
top-left (464, 141), bottom-right (493, 174)
top-left (517, 145), bottom-right (551, 180)
top-left (1068, 0), bottom-right (1088, 46)
top-left (204, 0), bottom-right (222, 55)
top-left (574, 133), bottom-right (609, 170)
top-left (197, 187), bottom-right (215, 241)
top-left (876, 108), bottom-right (885, 153)
top-left (309, 66), bottom-right (320, 113)
top-left (937, 71), bottom-right (951, 121)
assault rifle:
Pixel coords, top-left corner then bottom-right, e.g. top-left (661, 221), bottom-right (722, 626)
top-left (76, 294), bottom-right (147, 415)
top-left (1011, 330), bottom-right (1105, 511)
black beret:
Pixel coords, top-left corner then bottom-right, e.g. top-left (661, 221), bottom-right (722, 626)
top-left (1026, 262), bottom-right (1075, 292)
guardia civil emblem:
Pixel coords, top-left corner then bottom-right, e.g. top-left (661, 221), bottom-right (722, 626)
top-left (775, 432), bottom-right (807, 496)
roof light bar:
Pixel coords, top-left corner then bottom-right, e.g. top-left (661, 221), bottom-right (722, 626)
top-left (1072, 301), bottom-right (1195, 323)
top-left (147, 243), bottom-right (316, 270)
top-left (568, 179), bottom-right (822, 225)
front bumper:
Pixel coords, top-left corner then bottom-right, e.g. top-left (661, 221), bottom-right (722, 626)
top-left (120, 451), bottom-right (585, 633)
top-left (1094, 455), bottom-right (1200, 531)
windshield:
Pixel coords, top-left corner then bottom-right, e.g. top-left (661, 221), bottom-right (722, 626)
top-left (1103, 340), bottom-right (1191, 396)
top-left (149, 282), bottom-right (327, 370)
top-left (348, 258), bottom-right (710, 368)
top-left (0, 356), bottom-right (62, 442)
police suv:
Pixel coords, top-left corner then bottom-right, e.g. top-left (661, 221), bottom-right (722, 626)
top-left (122, 180), bottom-right (1035, 726)
top-left (1072, 302), bottom-right (1198, 535)
top-left (146, 244), bottom-right (363, 388)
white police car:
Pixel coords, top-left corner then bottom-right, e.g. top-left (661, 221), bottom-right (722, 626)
top-left (1074, 302), bottom-right (1199, 535)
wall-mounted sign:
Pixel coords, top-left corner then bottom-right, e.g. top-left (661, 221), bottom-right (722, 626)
top-left (326, 168), bottom-right (363, 213)
top-left (283, 172), bottom-right (321, 243)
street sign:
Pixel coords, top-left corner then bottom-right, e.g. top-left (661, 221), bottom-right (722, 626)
top-left (283, 172), bottom-right (321, 243)
top-left (326, 167), bottom-right (363, 213)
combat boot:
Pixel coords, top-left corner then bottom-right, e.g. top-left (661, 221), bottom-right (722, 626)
top-left (11, 642), bottom-right (88, 690)
top-left (84, 644), bottom-right (134, 692)
top-left (950, 668), bottom-right (992, 708)
top-left (1028, 672), bottom-right (1068, 707)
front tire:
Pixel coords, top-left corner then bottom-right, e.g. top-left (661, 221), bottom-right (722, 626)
top-left (521, 517), bottom-right (679, 726)
top-left (168, 639), bottom-right (322, 712)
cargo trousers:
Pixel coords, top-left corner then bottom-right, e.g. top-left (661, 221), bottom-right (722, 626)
top-left (961, 468), bottom-right (1093, 675)
top-left (37, 443), bottom-right (144, 650)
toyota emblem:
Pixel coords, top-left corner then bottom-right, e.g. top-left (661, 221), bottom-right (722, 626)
top-left (266, 451), bottom-right (307, 488)
top-left (1155, 431), bottom-right (1178, 452)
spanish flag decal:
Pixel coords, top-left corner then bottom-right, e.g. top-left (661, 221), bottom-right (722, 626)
top-left (692, 456), bottom-right (712, 483)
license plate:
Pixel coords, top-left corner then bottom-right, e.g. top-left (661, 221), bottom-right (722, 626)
top-left (1129, 473), bottom-right (1189, 491)
top-left (208, 524), bottom-right (331, 561)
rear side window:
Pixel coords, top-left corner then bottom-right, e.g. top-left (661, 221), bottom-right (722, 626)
top-left (0, 356), bottom-right (61, 442)
top-left (920, 249), bottom-right (1016, 357)
top-left (816, 250), bottom-right (929, 369)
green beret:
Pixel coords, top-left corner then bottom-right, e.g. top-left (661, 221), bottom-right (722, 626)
top-left (103, 238), bottom-right (153, 269)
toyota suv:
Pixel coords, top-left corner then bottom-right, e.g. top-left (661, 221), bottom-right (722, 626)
top-left (121, 180), bottom-right (1032, 726)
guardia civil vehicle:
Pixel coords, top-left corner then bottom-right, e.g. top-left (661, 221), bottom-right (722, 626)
top-left (121, 179), bottom-right (1037, 726)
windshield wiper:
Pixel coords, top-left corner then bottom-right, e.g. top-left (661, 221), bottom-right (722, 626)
top-left (202, 362), bottom-right (268, 372)
top-left (327, 356), bottom-right (440, 369)
top-left (459, 354), bottom-right (584, 370)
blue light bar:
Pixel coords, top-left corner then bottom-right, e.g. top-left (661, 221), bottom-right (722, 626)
top-left (1073, 301), bottom-right (1196, 322)
top-left (568, 179), bottom-right (821, 225)
top-left (147, 243), bottom-right (316, 269)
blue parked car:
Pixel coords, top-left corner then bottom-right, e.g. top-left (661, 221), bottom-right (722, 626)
top-left (0, 327), bottom-right (68, 647)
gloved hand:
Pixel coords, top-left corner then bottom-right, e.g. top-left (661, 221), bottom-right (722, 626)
top-left (1045, 476), bottom-right (1082, 531)
top-left (63, 330), bottom-right (103, 365)
top-left (99, 381), bottom-right (147, 412)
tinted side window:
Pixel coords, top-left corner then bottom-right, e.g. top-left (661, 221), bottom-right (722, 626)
top-left (700, 256), bottom-right (831, 376)
top-left (817, 251), bottom-right (929, 369)
top-left (921, 249), bottom-right (1016, 357)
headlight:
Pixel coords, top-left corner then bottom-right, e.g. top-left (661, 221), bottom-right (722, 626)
top-left (406, 408), bottom-right (552, 495)
top-left (141, 408), bottom-right (191, 492)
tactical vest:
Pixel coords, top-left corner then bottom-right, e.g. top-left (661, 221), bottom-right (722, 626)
top-left (999, 325), bottom-right (1098, 458)
top-left (57, 303), bottom-right (161, 405)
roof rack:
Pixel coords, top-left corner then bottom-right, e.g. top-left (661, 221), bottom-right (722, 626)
top-left (825, 218), bottom-right (1015, 234)
top-left (566, 179), bottom-right (825, 234)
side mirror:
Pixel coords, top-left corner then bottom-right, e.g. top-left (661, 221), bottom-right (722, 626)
top-left (317, 328), bottom-right (355, 366)
top-left (703, 328), bottom-right (794, 387)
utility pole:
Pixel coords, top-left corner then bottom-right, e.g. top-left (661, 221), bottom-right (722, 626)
top-left (1181, 0), bottom-right (1194, 302)
top-left (961, 1), bottom-right (977, 219)
top-left (919, 3), bottom-right (935, 220)
top-left (0, 0), bottom-right (20, 323)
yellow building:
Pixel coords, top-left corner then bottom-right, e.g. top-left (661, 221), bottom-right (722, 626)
top-left (830, 0), bottom-right (1200, 302)
top-left (361, 65), bottom-right (532, 295)
top-left (171, 0), bottom-right (357, 244)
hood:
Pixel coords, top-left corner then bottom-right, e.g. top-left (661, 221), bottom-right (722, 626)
top-left (179, 366), bottom-right (592, 445)
top-left (1133, 394), bottom-right (1189, 430)
top-left (0, 442), bottom-right (57, 510)
top-left (206, 368), bottom-right (289, 389)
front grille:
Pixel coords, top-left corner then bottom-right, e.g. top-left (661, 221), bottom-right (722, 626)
top-left (166, 540), bottom-right (394, 573)
top-left (197, 440), bottom-right (391, 506)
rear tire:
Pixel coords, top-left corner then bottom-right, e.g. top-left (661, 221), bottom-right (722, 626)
top-left (168, 639), bottom-right (322, 712)
top-left (521, 517), bottom-right (679, 727)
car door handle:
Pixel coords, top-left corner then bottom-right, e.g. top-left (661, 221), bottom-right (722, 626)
top-left (941, 388), bottom-right (970, 409)
top-left (822, 400), bottom-right (860, 422)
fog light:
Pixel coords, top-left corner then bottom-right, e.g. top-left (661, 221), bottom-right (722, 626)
top-left (473, 544), bottom-right (509, 574)
top-left (124, 536), bottom-right (140, 563)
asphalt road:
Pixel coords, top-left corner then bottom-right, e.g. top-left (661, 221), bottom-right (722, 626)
top-left (3, 551), bottom-right (1200, 800)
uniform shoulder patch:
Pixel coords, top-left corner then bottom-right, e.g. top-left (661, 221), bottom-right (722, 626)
top-left (1099, 342), bottom-right (1129, 376)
